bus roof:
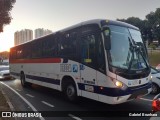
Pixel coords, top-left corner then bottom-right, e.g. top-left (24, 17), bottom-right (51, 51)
top-left (12, 19), bottom-right (139, 48)
top-left (101, 19), bottom-right (139, 30)
top-left (59, 19), bottom-right (139, 32)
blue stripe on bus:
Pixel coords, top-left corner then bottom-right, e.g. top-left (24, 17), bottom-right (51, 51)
top-left (78, 82), bottom-right (151, 97)
top-left (10, 72), bottom-right (60, 85)
top-left (10, 72), bottom-right (151, 97)
top-left (26, 74), bottom-right (60, 85)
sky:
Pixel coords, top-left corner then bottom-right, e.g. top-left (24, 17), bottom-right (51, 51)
top-left (0, 0), bottom-right (160, 52)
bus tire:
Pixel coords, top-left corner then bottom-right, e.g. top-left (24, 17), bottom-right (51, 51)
top-left (64, 82), bottom-right (77, 102)
top-left (151, 83), bottom-right (160, 94)
top-left (20, 73), bottom-right (31, 87)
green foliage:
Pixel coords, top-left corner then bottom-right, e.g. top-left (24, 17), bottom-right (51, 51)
top-left (0, 0), bottom-right (16, 32)
top-left (148, 51), bottom-right (160, 67)
top-left (117, 8), bottom-right (160, 45)
top-left (148, 43), bottom-right (156, 50)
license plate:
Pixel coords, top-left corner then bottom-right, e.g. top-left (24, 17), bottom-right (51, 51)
top-left (128, 80), bottom-right (139, 86)
top-left (85, 85), bottom-right (94, 92)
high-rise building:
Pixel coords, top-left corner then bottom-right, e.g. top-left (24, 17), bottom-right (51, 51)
top-left (14, 29), bottom-right (33, 46)
top-left (35, 28), bottom-right (52, 38)
top-left (14, 31), bottom-right (19, 46)
top-left (14, 28), bottom-right (52, 46)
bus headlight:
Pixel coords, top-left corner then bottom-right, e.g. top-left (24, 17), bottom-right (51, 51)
top-left (109, 76), bottom-right (124, 88)
top-left (115, 81), bottom-right (123, 88)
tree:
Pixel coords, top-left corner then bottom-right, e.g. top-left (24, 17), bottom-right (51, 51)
top-left (0, 0), bottom-right (16, 32)
top-left (117, 17), bottom-right (149, 41)
top-left (146, 8), bottom-right (160, 44)
top-left (117, 8), bottom-right (160, 45)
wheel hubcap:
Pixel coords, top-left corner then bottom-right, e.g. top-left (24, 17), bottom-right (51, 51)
top-left (67, 85), bottom-right (75, 97)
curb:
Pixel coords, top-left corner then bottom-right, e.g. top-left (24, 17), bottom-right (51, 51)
top-left (1, 89), bottom-right (14, 111)
top-left (0, 85), bottom-right (17, 120)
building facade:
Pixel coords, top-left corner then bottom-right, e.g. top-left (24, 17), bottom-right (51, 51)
top-left (14, 29), bottom-right (33, 46)
top-left (35, 28), bottom-right (52, 38)
top-left (14, 28), bottom-right (52, 46)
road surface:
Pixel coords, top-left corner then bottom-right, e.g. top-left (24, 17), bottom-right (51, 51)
top-left (0, 79), bottom-right (159, 120)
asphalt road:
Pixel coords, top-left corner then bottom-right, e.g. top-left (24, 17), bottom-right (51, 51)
top-left (0, 79), bottom-right (159, 120)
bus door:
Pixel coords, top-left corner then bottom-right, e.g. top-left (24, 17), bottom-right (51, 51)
top-left (80, 33), bottom-right (98, 100)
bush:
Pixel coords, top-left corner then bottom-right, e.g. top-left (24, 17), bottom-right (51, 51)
top-left (148, 43), bottom-right (157, 50)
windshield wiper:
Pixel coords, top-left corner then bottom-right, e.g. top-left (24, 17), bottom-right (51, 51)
top-left (135, 44), bottom-right (149, 68)
top-left (128, 37), bottom-right (149, 71)
top-left (128, 37), bottom-right (134, 71)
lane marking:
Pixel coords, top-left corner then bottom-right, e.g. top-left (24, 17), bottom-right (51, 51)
top-left (0, 82), bottom-right (45, 120)
top-left (26, 94), bottom-right (34, 98)
top-left (140, 98), bottom-right (153, 102)
top-left (68, 114), bottom-right (82, 120)
top-left (41, 101), bottom-right (54, 108)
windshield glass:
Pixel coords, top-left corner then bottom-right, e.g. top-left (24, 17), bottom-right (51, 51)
top-left (128, 28), bottom-right (147, 59)
top-left (106, 25), bottom-right (148, 70)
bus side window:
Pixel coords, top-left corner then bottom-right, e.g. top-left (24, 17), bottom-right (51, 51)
top-left (42, 35), bottom-right (57, 58)
top-left (23, 44), bottom-right (31, 59)
top-left (16, 47), bottom-right (23, 59)
top-left (10, 48), bottom-right (17, 59)
top-left (81, 34), bottom-right (96, 68)
top-left (58, 32), bottom-right (77, 59)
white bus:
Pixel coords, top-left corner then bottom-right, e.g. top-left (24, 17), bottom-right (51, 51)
top-left (10, 19), bottom-right (152, 104)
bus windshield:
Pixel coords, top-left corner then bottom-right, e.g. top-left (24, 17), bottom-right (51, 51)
top-left (106, 25), bottom-right (148, 71)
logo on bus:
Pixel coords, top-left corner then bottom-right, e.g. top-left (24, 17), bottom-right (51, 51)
top-left (60, 64), bottom-right (72, 72)
top-left (60, 64), bottom-right (78, 73)
top-left (72, 64), bottom-right (78, 72)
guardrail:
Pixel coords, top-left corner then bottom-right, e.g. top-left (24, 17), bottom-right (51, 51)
top-left (147, 48), bottom-right (160, 53)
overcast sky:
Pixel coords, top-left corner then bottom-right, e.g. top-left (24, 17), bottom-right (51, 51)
top-left (0, 0), bottom-right (160, 52)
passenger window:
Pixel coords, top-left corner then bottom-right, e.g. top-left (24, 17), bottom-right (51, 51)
top-left (10, 48), bottom-right (17, 59)
top-left (17, 49), bottom-right (22, 59)
top-left (81, 34), bottom-right (96, 68)
top-left (42, 35), bottom-right (57, 58)
top-left (58, 32), bottom-right (77, 58)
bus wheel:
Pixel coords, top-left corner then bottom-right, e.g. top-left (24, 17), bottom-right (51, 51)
top-left (65, 82), bottom-right (77, 102)
top-left (20, 73), bottom-right (31, 87)
top-left (151, 83), bottom-right (160, 94)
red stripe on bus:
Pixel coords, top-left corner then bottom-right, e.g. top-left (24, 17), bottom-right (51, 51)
top-left (10, 58), bottom-right (61, 64)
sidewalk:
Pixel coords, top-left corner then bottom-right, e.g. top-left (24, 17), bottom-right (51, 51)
top-left (0, 89), bottom-right (10, 110)
top-left (0, 87), bottom-right (12, 120)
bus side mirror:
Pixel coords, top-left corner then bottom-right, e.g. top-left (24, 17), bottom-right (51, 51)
top-left (103, 28), bottom-right (111, 50)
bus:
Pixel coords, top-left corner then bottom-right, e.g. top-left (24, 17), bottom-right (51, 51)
top-left (10, 19), bottom-right (152, 104)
